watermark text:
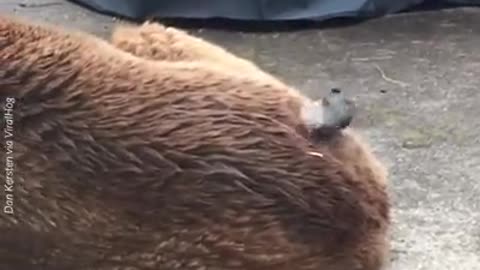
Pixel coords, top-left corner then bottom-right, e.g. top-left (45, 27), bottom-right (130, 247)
top-left (4, 97), bottom-right (15, 215)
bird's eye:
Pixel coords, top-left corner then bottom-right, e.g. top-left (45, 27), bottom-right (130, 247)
top-left (331, 88), bottom-right (341, 94)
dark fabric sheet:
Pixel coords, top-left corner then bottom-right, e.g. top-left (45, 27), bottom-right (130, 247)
top-left (69, 0), bottom-right (480, 21)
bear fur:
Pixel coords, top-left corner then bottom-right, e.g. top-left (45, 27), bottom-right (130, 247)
top-left (0, 15), bottom-right (390, 270)
top-left (111, 22), bottom-right (287, 88)
top-left (110, 21), bottom-right (385, 186)
top-left (111, 22), bottom-right (340, 138)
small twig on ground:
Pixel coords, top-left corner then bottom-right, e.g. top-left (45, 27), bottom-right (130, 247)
top-left (352, 56), bottom-right (393, 62)
top-left (373, 63), bottom-right (409, 88)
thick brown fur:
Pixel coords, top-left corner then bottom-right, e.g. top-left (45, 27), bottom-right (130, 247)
top-left (111, 21), bottom-right (326, 136)
top-left (111, 22), bottom-right (360, 140)
top-left (111, 21), bottom-right (387, 187)
top-left (0, 16), bottom-right (389, 270)
top-left (111, 22), bottom-right (287, 88)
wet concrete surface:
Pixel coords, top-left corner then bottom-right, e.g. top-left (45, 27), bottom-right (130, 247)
top-left (1, 1), bottom-right (479, 269)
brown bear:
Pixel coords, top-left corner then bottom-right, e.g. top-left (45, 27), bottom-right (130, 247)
top-left (0, 15), bottom-right (390, 270)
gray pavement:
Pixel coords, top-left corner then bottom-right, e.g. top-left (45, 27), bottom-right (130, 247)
top-left (2, 1), bottom-right (479, 269)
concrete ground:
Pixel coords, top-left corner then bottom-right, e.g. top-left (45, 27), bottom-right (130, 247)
top-left (2, 1), bottom-right (479, 269)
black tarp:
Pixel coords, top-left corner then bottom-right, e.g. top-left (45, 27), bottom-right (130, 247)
top-left (69, 0), bottom-right (480, 22)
